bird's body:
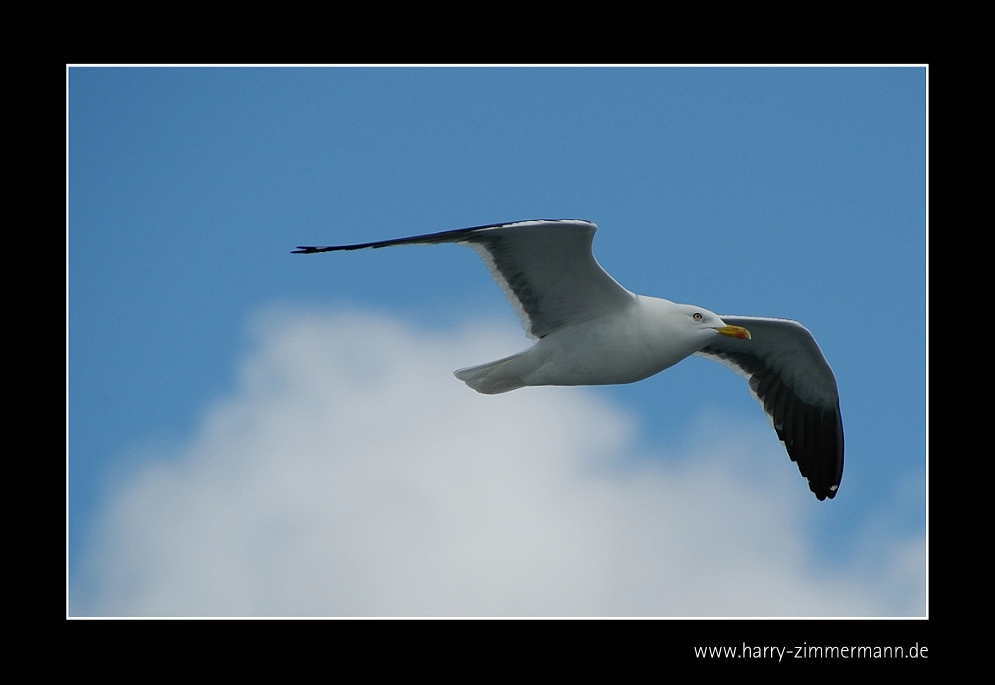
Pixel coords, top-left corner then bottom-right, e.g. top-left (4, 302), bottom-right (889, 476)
top-left (456, 296), bottom-right (724, 393)
top-left (295, 219), bottom-right (843, 500)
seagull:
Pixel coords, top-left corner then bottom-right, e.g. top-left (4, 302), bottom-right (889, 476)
top-left (294, 219), bottom-right (844, 500)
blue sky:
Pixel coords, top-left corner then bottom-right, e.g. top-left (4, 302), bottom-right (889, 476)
top-left (68, 67), bottom-right (926, 616)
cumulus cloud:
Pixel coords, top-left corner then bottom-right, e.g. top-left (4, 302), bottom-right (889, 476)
top-left (71, 309), bottom-right (923, 616)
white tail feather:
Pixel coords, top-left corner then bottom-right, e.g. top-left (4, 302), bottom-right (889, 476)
top-left (454, 353), bottom-right (527, 394)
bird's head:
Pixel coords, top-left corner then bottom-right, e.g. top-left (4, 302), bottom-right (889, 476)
top-left (675, 304), bottom-right (751, 342)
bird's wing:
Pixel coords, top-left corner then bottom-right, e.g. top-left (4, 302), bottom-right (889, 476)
top-left (695, 316), bottom-right (844, 500)
top-left (294, 219), bottom-right (636, 339)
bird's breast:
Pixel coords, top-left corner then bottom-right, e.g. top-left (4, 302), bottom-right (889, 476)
top-left (521, 308), bottom-right (698, 387)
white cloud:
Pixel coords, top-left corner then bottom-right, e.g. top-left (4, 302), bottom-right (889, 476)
top-left (72, 309), bottom-right (923, 616)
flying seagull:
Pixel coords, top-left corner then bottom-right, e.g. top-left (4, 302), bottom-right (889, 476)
top-left (294, 219), bottom-right (843, 500)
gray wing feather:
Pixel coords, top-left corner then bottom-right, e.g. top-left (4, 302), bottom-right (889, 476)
top-left (295, 219), bottom-right (636, 339)
top-left (695, 316), bottom-right (844, 500)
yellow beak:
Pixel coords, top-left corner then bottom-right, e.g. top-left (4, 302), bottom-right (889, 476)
top-left (716, 325), bottom-right (751, 340)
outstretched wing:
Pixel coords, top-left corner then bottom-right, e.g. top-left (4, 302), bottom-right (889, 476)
top-left (294, 219), bottom-right (636, 339)
top-left (695, 316), bottom-right (844, 500)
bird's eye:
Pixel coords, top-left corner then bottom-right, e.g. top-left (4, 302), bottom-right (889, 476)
top-left (693, 312), bottom-right (703, 321)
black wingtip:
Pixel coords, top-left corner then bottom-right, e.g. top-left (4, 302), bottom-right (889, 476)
top-left (292, 246), bottom-right (323, 254)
